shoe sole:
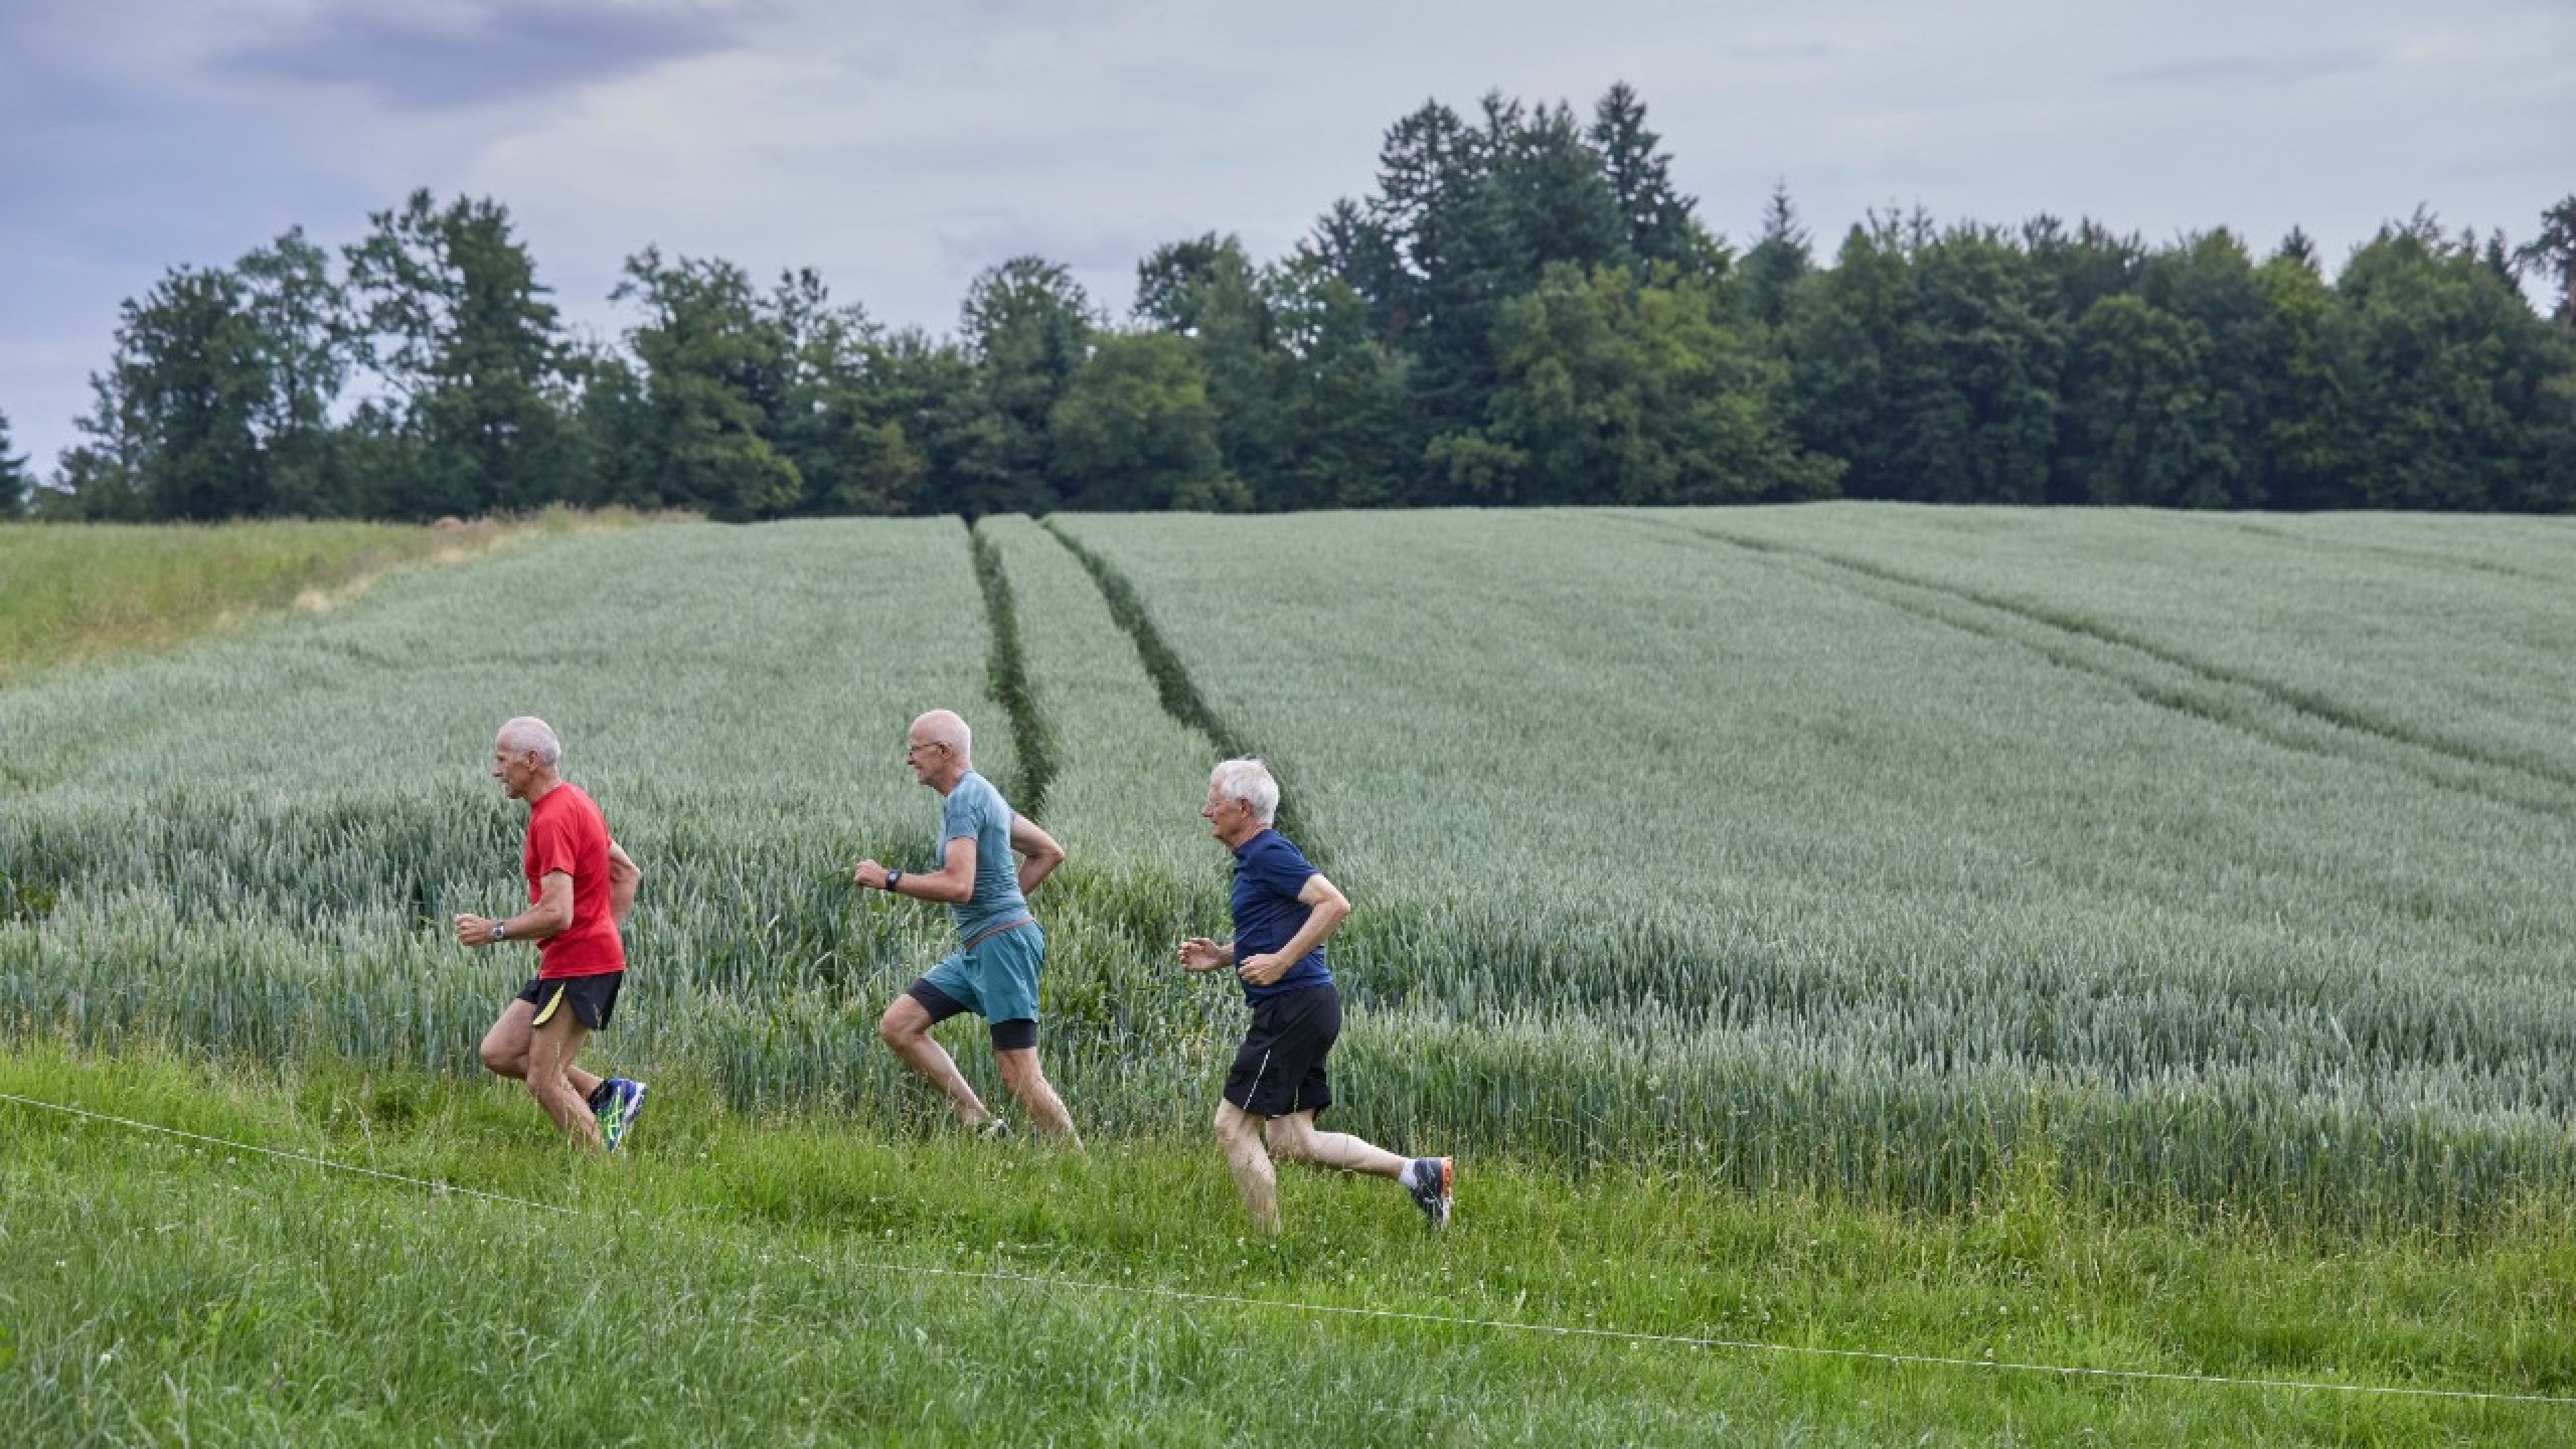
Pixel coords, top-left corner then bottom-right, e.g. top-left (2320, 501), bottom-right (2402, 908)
top-left (1415, 1157), bottom-right (1453, 1229)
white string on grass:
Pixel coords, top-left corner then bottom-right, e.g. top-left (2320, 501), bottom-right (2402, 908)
top-left (5, 1088), bottom-right (2570, 1410)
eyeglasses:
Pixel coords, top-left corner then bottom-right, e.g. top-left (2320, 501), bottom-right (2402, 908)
top-left (904, 741), bottom-right (948, 759)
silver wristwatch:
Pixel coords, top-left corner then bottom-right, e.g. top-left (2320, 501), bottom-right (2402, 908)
top-left (490, 919), bottom-right (507, 943)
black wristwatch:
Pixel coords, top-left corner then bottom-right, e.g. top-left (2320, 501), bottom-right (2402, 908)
top-left (884, 869), bottom-right (903, 892)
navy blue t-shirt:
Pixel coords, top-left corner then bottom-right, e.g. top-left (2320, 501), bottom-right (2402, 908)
top-left (1229, 828), bottom-right (1334, 1004)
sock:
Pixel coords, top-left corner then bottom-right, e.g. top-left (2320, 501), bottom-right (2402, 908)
top-left (587, 1081), bottom-right (614, 1110)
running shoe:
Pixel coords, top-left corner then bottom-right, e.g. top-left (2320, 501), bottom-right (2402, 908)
top-left (1403, 1156), bottom-right (1452, 1230)
top-left (596, 1078), bottom-right (649, 1153)
top-left (976, 1115), bottom-right (1012, 1141)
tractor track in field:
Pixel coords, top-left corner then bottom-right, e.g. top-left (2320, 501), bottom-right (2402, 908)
top-left (1036, 519), bottom-right (1319, 852)
top-left (969, 519), bottom-right (1057, 819)
top-left (1613, 513), bottom-right (2576, 824)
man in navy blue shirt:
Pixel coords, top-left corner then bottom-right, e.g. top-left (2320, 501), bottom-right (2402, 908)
top-left (1177, 758), bottom-right (1451, 1234)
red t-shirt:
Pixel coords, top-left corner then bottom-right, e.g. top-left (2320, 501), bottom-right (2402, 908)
top-left (523, 782), bottom-right (625, 979)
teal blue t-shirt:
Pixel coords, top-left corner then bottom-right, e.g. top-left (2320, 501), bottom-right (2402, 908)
top-left (938, 770), bottom-right (1029, 943)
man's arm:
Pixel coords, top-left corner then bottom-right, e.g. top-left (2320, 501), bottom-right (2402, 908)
top-left (1237, 873), bottom-right (1350, 987)
top-left (855, 837), bottom-right (977, 904)
top-left (607, 842), bottom-right (641, 928)
top-left (1010, 814), bottom-right (1065, 896)
top-left (453, 871), bottom-right (574, 948)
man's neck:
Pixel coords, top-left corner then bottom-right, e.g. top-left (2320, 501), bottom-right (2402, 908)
top-left (525, 771), bottom-right (563, 804)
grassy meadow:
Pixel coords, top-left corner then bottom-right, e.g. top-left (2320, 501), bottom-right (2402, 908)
top-left (5, 1043), bottom-right (2571, 1448)
top-left (4, 504), bottom-right (2573, 1443)
top-left (0, 513), bottom-right (633, 691)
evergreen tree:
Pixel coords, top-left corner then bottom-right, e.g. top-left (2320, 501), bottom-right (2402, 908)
top-left (1368, 98), bottom-right (1512, 445)
top-left (1307, 198), bottom-right (1407, 337)
top-left (2516, 195), bottom-right (2576, 325)
top-left (0, 407), bottom-right (34, 515)
top-left (1490, 96), bottom-right (1629, 278)
top-left (1740, 182), bottom-right (1812, 329)
top-left (1587, 82), bottom-right (1698, 270)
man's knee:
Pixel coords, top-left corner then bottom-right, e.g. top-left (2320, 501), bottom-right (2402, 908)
top-left (994, 1048), bottom-right (1044, 1093)
top-left (1264, 1116), bottom-right (1318, 1163)
top-left (877, 1002), bottom-right (917, 1049)
top-left (1214, 1102), bottom-right (1261, 1150)
top-left (479, 1027), bottom-right (527, 1077)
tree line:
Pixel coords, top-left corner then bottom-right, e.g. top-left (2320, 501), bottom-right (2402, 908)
top-left (14, 85), bottom-right (2576, 523)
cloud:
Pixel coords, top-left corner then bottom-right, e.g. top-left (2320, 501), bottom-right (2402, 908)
top-left (1729, 41), bottom-right (1841, 62)
top-left (2105, 48), bottom-right (2379, 89)
top-left (217, 1), bottom-right (755, 111)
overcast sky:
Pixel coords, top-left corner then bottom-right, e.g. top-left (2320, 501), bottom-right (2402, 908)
top-left (3, 0), bottom-right (2569, 474)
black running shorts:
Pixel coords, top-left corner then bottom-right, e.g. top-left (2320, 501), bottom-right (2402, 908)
top-left (517, 972), bottom-right (623, 1032)
top-left (1224, 982), bottom-right (1340, 1119)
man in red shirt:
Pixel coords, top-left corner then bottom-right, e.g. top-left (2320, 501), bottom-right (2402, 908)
top-left (455, 716), bottom-right (646, 1152)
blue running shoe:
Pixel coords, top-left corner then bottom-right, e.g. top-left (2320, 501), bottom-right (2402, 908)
top-left (596, 1078), bottom-right (648, 1153)
top-left (1403, 1157), bottom-right (1452, 1230)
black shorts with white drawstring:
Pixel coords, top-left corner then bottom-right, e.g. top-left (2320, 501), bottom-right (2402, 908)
top-left (1222, 982), bottom-right (1340, 1119)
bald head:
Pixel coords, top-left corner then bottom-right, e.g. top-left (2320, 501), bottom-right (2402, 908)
top-left (904, 709), bottom-right (974, 790)
top-left (910, 710), bottom-right (971, 757)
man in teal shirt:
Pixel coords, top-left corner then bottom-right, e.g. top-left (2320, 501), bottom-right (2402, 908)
top-left (857, 708), bottom-right (1078, 1142)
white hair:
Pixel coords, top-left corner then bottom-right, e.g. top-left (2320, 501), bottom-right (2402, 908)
top-left (497, 716), bottom-right (561, 768)
top-left (912, 710), bottom-right (971, 757)
top-left (1209, 757), bottom-right (1279, 825)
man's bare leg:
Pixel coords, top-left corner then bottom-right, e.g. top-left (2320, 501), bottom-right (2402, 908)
top-left (523, 1008), bottom-right (603, 1150)
top-left (877, 995), bottom-right (995, 1126)
top-left (1263, 1109), bottom-right (1406, 1179)
top-left (479, 1000), bottom-right (603, 1102)
top-left (994, 1046), bottom-right (1079, 1144)
top-left (1214, 1099), bottom-right (1281, 1235)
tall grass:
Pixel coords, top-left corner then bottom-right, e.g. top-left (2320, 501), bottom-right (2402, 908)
top-left (5, 508), bottom-right (2573, 1228)
top-left (1045, 508), bottom-right (2576, 1226)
